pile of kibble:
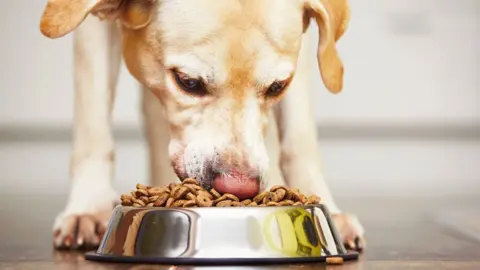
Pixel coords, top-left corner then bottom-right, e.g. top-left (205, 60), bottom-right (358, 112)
top-left (120, 178), bottom-right (320, 208)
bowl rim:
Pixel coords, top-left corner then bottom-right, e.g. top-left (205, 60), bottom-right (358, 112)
top-left (84, 250), bottom-right (359, 265)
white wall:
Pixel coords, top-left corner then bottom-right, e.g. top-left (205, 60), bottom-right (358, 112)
top-left (0, 0), bottom-right (479, 197)
top-left (313, 0), bottom-right (480, 124)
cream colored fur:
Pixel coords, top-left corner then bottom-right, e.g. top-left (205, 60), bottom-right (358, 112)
top-left (40, 0), bottom-right (365, 251)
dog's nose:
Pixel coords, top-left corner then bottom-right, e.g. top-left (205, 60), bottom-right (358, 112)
top-left (211, 168), bottom-right (260, 200)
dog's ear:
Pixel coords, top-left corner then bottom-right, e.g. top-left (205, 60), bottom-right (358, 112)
top-left (40, 0), bottom-right (156, 38)
top-left (304, 0), bottom-right (350, 94)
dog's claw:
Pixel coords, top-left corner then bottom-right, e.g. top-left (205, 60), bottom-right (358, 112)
top-left (77, 237), bottom-right (84, 247)
top-left (64, 235), bottom-right (72, 248)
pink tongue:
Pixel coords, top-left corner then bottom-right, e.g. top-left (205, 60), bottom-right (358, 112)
top-left (212, 171), bottom-right (260, 200)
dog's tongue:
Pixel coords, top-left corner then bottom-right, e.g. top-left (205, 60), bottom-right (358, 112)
top-left (212, 170), bottom-right (260, 200)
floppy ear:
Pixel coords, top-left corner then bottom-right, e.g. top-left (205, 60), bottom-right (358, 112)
top-left (304, 0), bottom-right (350, 94)
top-left (40, 0), bottom-right (156, 38)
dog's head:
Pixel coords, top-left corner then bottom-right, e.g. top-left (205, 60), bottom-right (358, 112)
top-left (40, 0), bottom-right (349, 199)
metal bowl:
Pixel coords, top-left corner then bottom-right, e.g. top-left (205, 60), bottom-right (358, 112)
top-left (85, 204), bottom-right (359, 265)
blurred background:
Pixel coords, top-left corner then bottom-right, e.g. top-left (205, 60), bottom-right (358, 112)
top-left (0, 0), bottom-right (478, 200)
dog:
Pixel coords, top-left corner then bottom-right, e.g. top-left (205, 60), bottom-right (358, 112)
top-left (39, 0), bottom-right (365, 251)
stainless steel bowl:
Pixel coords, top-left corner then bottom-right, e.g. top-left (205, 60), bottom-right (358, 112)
top-left (85, 204), bottom-right (358, 265)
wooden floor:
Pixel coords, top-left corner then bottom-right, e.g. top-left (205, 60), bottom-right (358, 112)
top-left (1, 193), bottom-right (479, 270)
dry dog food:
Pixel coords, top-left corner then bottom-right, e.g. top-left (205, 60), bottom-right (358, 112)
top-left (326, 256), bottom-right (344, 265)
top-left (120, 178), bottom-right (321, 208)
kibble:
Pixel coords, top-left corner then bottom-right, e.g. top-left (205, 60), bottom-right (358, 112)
top-left (326, 256), bottom-right (344, 265)
top-left (120, 178), bottom-right (321, 208)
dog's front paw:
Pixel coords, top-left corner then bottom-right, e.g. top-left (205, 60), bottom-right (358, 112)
top-left (53, 210), bottom-right (113, 250)
top-left (52, 186), bottom-right (118, 250)
top-left (331, 213), bottom-right (366, 252)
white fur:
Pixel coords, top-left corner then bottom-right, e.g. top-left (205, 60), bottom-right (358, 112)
top-left (277, 28), bottom-right (341, 214)
top-left (51, 15), bottom-right (121, 240)
top-left (255, 58), bottom-right (296, 86)
top-left (53, 158), bottom-right (117, 230)
top-left (243, 93), bottom-right (270, 182)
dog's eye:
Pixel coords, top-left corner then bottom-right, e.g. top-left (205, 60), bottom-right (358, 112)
top-left (173, 70), bottom-right (207, 96)
top-left (265, 80), bottom-right (288, 98)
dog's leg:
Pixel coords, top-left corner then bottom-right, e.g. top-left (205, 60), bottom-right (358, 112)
top-left (141, 87), bottom-right (179, 186)
top-left (53, 16), bottom-right (121, 249)
top-left (276, 28), bottom-right (365, 251)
